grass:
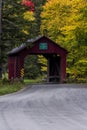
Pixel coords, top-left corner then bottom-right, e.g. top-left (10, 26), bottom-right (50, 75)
top-left (0, 75), bottom-right (46, 96)
top-left (0, 80), bottom-right (24, 96)
top-left (24, 78), bottom-right (42, 84)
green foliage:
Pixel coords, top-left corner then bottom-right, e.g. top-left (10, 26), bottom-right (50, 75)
top-left (24, 55), bottom-right (41, 79)
top-left (24, 75), bottom-right (45, 84)
top-left (2, 0), bottom-right (35, 47)
top-left (0, 80), bottom-right (24, 95)
top-left (27, 0), bottom-right (46, 37)
top-left (0, 0), bottom-right (35, 78)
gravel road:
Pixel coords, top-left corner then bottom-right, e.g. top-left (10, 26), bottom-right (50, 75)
top-left (0, 84), bottom-right (87, 130)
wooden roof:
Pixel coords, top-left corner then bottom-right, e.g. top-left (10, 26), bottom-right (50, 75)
top-left (8, 35), bottom-right (68, 56)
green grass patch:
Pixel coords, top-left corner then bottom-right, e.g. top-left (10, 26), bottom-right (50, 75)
top-left (24, 75), bottom-right (46, 84)
top-left (24, 79), bottom-right (41, 84)
top-left (0, 80), bottom-right (24, 96)
top-left (0, 75), bottom-right (46, 96)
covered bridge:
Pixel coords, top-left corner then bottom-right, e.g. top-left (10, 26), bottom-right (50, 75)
top-left (8, 36), bottom-right (68, 83)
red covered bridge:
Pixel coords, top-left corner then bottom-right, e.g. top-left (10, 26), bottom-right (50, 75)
top-left (8, 36), bottom-right (68, 83)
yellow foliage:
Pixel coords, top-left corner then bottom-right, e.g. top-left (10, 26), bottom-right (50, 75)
top-left (38, 55), bottom-right (47, 72)
top-left (41, 0), bottom-right (87, 46)
top-left (23, 11), bottom-right (35, 21)
top-left (22, 29), bottom-right (29, 35)
top-left (41, 0), bottom-right (87, 81)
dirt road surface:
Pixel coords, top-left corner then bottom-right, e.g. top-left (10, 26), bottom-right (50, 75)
top-left (0, 84), bottom-right (87, 130)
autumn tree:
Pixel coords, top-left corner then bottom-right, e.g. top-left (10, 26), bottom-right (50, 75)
top-left (41, 0), bottom-right (87, 82)
top-left (24, 0), bottom-right (47, 79)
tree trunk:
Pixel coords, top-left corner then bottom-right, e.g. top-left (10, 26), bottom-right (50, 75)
top-left (0, 0), bottom-right (2, 33)
top-left (0, 0), bottom-right (2, 78)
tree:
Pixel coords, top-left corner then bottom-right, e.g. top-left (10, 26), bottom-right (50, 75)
top-left (41, 0), bottom-right (87, 82)
top-left (2, 0), bottom-right (35, 47)
top-left (0, 0), bottom-right (2, 33)
top-left (23, 0), bottom-right (47, 79)
top-left (24, 55), bottom-right (41, 79)
top-left (0, 0), bottom-right (49, 80)
top-left (0, 0), bottom-right (2, 77)
top-left (0, 0), bottom-right (35, 78)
